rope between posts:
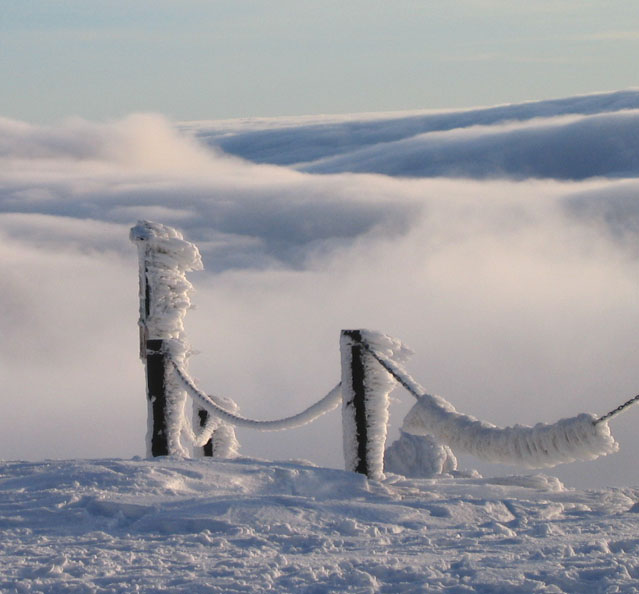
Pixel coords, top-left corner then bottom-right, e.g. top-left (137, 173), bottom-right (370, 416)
top-left (595, 394), bottom-right (639, 425)
top-left (357, 339), bottom-right (424, 401)
top-left (357, 338), bottom-right (639, 427)
top-left (170, 357), bottom-right (342, 431)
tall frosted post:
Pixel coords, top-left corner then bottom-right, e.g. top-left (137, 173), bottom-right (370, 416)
top-left (341, 330), bottom-right (370, 476)
top-left (340, 330), bottom-right (405, 480)
top-left (130, 220), bottom-right (203, 457)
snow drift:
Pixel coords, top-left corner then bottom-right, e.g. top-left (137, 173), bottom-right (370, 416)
top-left (3, 457), bottom-right (639, 593)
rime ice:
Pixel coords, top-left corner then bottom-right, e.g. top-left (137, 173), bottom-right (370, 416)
top-left (130, 220), bottom-right (241, 457)
top-left (403, 400), bottom-right (619, 468)
top-left (361, 337), bottom-right (619, 470)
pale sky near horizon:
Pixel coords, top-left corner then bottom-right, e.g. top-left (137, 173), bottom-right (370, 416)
top-left (2, 0), bottom-right (638, 124)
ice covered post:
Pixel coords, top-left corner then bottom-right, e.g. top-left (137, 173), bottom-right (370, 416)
top-left (130, 220), bottom-right (203, 457)
top-left (341, 330), bottom-right (370, 476)
top-left (340, 330), bottom-right (407, 480)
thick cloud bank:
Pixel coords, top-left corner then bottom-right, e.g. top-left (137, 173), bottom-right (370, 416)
top-left (193, 89), bottom-right (639, 180)
top-left (2, 92), bottom-right (639, 488)
top-left (301, 109), bottom-right (639, 179)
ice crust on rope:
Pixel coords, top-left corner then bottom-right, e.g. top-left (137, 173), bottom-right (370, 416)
top-left (365, 345), bottom-right (619, 469)
top-left (130, 220), bottom-right (239, 457)
top-left (172, 359), bottom-right (342, 431)
top-left (340, 330), bottom-right (414, 481)
top-left (403, 402), bottom-right (618, 469)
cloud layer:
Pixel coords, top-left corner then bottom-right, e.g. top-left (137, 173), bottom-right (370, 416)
top-left (2, 94), bottom-right (639, 488)
top-left (193, 89), bottom-right (639, 178)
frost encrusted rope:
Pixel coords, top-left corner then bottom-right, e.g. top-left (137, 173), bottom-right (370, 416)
top-left (358, 339), bottom-right (619, 469)
top-left (171, 357), bottom-right (342, 431)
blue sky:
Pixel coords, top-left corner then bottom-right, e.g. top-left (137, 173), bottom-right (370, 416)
top-left (2, 0), bottom-right (638, 123)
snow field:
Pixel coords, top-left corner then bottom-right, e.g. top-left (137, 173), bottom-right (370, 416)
top-left (2, 458), bottom-right (639, 593)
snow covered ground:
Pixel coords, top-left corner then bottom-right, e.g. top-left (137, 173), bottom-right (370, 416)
top-left (2, 457), bottom-right (639, 593)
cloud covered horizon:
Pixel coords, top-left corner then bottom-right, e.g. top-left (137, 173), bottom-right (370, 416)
top-left (2, 91), bottom-right (639, 488)
top-left (194, 88), bottom-right (639, 180)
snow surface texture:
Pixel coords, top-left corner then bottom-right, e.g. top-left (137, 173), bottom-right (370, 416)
top-left (3, 458), bottom-right (639, 593)
top-left (364, 345), bottom-right (619, 469)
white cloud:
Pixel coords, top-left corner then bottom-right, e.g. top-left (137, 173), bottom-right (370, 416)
top-left (2, 99), bottom-right (639, 488)
top-left (194, 89), bottom-right (639, 172)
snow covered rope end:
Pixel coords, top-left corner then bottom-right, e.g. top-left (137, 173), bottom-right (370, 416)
top-left (402, 398), bottom-right (619, 469)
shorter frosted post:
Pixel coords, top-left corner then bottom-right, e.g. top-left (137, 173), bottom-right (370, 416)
top-left (194, 394), bottom-right (241, 458)
top-left (340, 329), bottom-right (394, 480)
top-left (341, 330), bottom-right (370, 476)
top-left (198, 410), bottom-right (215, 457)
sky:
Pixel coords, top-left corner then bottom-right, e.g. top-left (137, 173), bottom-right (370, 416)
top-left (2, 0), bottom-right (639, 123)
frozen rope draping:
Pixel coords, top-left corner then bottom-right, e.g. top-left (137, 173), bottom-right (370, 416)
top-left (170, 356), bottom-right (342, 431)
top-left (357, 338), bottom-right (619, 469)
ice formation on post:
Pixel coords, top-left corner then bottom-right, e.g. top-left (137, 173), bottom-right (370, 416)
top-left (192, 393), bottom-right (241, 458)
top-left (340, 330), bottom-right (413, 480)
top-left (130, 221), bottom-right (203, 349)
top-left (130, 220), bottom-right (239, 457)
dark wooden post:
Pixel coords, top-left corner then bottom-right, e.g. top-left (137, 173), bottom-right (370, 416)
top-left (131, 220), bottom-right (203, 458)
top-left (341, 329), bottom-right (370, 477)
top-left (142, 254), bottom-right (169, 457)
top-left (146, 338), bottom-right (169, 456)
top-left (136, 238), bottom-right (170, 457)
